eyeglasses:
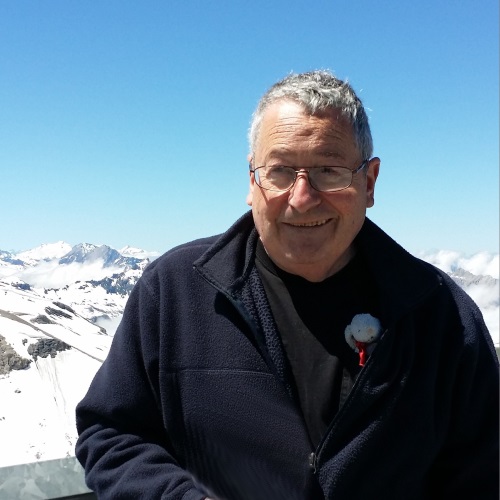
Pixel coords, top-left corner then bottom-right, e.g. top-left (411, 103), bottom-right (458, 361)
top-left (249, 160), bottom-right (369, 193)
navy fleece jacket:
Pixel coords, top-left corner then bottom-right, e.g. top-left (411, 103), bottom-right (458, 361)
top-left (76, 212), bottom-right (499, 499)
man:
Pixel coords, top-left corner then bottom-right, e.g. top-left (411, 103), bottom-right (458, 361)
top-left (76, 71), bottom-right (499, 499)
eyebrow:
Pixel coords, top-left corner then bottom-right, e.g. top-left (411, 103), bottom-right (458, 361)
top-left (265, 149), bottom-right (346, 161)
top-left (320, 151), bottom-right (345, 159)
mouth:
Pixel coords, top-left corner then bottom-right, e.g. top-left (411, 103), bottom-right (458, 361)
top-left (285, 219), bottom-right (331, 228)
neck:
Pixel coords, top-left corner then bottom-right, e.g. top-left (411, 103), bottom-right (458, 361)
top-left (260, 243), bottom-right (357, 283)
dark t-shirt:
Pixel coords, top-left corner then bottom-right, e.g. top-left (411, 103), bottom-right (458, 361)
top-left (255, 240), bottom-right (380, 448)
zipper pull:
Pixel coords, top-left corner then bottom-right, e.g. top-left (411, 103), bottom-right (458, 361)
top-left (308, 452), bottom-right (317, 473)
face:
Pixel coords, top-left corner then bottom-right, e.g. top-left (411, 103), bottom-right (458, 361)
top-left (247, 100), bottom-right (380, 282)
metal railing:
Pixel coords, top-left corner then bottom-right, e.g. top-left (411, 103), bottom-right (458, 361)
top-left (0, 456), bottom-right (95, 500)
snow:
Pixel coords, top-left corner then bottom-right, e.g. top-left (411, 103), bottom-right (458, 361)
top-left (0, 284), bottom-right (112, 362)
top-left (0, 282), bottom-right (111, 467)
top-left (0, 243), bottom-right (136, 469)
top-left (120, 245), bottom-right (160, 260)
top-left (0, 349), bottom-right (102, 468)
top-left (15, 242), bottom-right (72, 266)
top-left (0, 261), bottom-right (24, 278)
top-left (16, 259), bottom-right (124, 289)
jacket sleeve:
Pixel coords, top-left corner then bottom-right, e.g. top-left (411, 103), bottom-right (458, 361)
top-left (75, 272), bottom-right (209, 500)
top-left (427, 290), bottom-right (499, 498)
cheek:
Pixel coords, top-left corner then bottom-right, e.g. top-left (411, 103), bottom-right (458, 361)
top-left (252, 201), bottom-right (271, 230)
top-left (325, 188), bottom-right (367, 212)
top-left (322, 191), bottom-right (354, 213)
top-left (252, 195), bottom-right (283, 235)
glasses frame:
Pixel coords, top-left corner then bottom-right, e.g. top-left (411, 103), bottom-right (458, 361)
top-left (249, 159), bottom-right (370, 193)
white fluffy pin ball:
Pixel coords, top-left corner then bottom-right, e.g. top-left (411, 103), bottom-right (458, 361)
top-left (344, 313), bottom-right (382, 352)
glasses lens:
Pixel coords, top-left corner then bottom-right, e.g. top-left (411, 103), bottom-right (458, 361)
top-left (255, 165), bottom-right (355, 192)
top-left (309, 167), bottom-right (352, 192)
top-left (257, 166), bottom-right (296, 191)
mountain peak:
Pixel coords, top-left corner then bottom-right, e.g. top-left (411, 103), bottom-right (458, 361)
top-left (15, 242), bottom-right (72, 265)
top-left (58, 244), bottom-right (141, 269)
top-left (120, 245), bottom-right (160, 260)
top-left (59, 244), bottom-right (102, 265)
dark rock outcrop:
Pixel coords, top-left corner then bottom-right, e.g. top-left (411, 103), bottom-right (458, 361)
top-left (52, 302), bottom-right (76, 315)
top-left (31, 315), bottom-right (56, 325)
top-left (0, 335), bottom-right (32, 374)
top-left (44, 307), bottom-right (72, 320)
top-left (27, 339), bottom-right (71, 361)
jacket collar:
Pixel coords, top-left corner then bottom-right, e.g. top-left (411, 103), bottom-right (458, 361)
top-left (193, 211), bottom-right (258, 298)
top-left (355, 218), bottom-right (442, 324)
top-left (195, 212), bottom-right (442, 322)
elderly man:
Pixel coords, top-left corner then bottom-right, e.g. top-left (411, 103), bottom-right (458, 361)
top-left (76, 71), bottom-right (499, 499)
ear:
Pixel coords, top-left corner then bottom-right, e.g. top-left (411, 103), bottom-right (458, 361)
top-left (246, 154), bottom-right (255, 206)
top-left (365, 157), bottom-right (380, 208)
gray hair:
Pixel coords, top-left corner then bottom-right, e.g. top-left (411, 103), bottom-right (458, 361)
top-left (248, 70), bottom-right (373, 160)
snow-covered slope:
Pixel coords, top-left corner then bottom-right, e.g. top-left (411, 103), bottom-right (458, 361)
top-left (0, 276), bottom-right (113, 466)
top-left (15, 242), bottom-right (72, 266)
top-left (0, 278), bottom-right (112, 361)
top-left (0, 243), bottom-right (157, 467)
top-left (0, 348), bottom-right (102, 467)
top-left (0, 242), bottom-right (154, 334)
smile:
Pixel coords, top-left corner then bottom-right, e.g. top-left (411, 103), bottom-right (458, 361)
top-left (286, 219), bottom-right (331, 228)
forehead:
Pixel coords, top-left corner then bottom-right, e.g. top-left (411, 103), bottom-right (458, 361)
top-left (256, 100), bottom-right (356, 159)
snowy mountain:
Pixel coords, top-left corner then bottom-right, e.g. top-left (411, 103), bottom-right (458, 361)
top-left (0, 242), bottom-right (157, 467)
top-left (15, 242), bottom-right (73, 266)
top-left (58, 243), bottom-right (143, 269)
top-left (0, 277), bottom-right (112, 361)
top-left (0, 243), bottom-right (497, 468)
top-left (448, 267), bottom-right (498, 289)
top-left (120, 245), bottom-right (160, 260)
top-left (0, 250), bottom-right (24, 270)
top-left (0, 277), bottom-right (112, 466)
top-left (0, 242), bottom-right (153, 332)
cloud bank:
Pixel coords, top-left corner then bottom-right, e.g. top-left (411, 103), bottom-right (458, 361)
top-left (419, 250), bottom-right (499, 279)
top-left (17, 260), bottom-right (123, 289)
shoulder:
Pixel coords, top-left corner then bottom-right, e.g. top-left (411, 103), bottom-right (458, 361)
top-left (414, 259), bottom-right (483, 320)
top-left (146, 234), bottom-right (221, 274)
top-left (408, 259), bottom-right (497, 365)
top-left (130, 234), bottom-right (221, 302)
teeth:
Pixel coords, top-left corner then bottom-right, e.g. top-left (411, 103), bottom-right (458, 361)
top-left (291, 220), bottom-right (328, 227)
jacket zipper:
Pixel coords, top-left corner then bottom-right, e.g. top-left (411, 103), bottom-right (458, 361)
top-left (308, 451), bottom-right (317, 473)
top-left (197, 273), bottom-right (290, 392)
top-left (310, 327), bottom-right (390, 472)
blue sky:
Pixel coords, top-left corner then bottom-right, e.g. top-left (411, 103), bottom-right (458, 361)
top-left (1, 0), bottom-right (498, 256)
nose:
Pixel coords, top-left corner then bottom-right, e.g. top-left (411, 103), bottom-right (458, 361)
top-left (288, 171), bottom-right (321, 213)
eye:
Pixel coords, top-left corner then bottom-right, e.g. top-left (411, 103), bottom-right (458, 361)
top-left (260, 165), bottom-right (295, 190)
top-left (266, 165), bottom-right (292, 180)
top-left (267, 165), bottom-right (289, 174)
top-left (318, 166), bottom-right (342, 176)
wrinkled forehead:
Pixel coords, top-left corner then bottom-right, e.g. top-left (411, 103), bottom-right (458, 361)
top-left (255, 100), bottom-right (356, 156)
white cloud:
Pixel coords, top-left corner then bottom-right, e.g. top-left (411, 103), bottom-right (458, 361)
top-left (419, 250), bottom-right (499, 279)
top-left (17, 260), bottom-right (122, 289)
top-left (465, 282), bottom-right (499, 309)
top-left (466, 282), bottom-right (500, 346)
top-left (119, 245), bottom-right (160, 260)
top-left (458, 252), bottom-right (499, 279)
top-left (94, 315), bottom-right (123, 337)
